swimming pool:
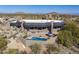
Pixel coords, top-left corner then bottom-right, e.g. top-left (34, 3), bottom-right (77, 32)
top-left (32, 37), bottom-right (47, 41)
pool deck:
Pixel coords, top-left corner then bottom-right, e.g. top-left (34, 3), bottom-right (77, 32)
top-left (25, 29), bottom-right (58, 46)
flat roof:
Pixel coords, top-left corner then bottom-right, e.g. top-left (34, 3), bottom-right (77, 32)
top-left (20, 19), bottom-right (64, 23)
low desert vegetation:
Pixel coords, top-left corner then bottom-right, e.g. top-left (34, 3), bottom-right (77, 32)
top-left (46, 44), bottom-right (60, 54)
top-left (29, 43), bottom-right (60, 54)
top-left (57, 21), bottom-right (79, 48)
top-left (0, 36), bottom-right (8, 53)
top-left (58, 30), bottom-right (73, 48)
top-left (6, 49), bottom-right (19, 54)
top-left (30, 43), bottom-right (41, 54)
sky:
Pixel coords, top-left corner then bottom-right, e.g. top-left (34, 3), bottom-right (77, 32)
top-left (0, 5), bottom-right (79, 14)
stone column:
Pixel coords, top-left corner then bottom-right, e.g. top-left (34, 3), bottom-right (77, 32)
top-left (21, 21), bottom-right (24, 31)
top-left (51, 21), bottom-right (53, 35)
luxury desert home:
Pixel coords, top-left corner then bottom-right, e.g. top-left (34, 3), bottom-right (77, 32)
top-left (10, 19), bottom-right (64, 37)
top-left (10, 19), bottom-right (64, 29)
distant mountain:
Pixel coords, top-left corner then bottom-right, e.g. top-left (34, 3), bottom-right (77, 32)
top-left (15, 12), bottom-right (26, 14)
top-left (47, 12), bottom-right (59, 14)
top-left (46, 12), bottom-right (79, 16)
top-left (0, 12), bottom-right (79, 16)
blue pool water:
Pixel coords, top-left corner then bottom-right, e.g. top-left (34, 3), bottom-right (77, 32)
top-left (32, 37), bottom-right (47, 41)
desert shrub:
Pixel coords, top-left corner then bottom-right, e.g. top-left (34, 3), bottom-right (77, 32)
top-left (30, 43), bottom-right (41, 54)
top-left (64, 21), bottom-right (79, 37)
top-left (58, 21), bottom-right (79, 47)
top-left (0, 36), bottom-right (7, 49)
top-left (6, 49), bottom-right (19, 54)
top-left (58, 30), bottom-right (73, 48)
top-left (0, 36), bottom-right (8, 53)
top-left (46, 44), bottom-right (60, 54)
